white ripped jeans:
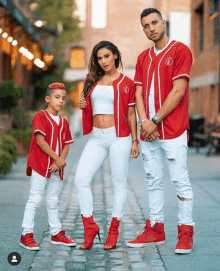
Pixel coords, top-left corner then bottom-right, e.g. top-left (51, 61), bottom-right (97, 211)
top-left (75, 127), bottom-right (132, 219)
top-left (22, 170), bottom-right (62, 236)
top-left (141, 131), bottom-right (194, 226)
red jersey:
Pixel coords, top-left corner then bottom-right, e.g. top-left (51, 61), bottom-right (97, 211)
top-left (82, 73), bottom-right (135, 137)
top-left (134, 40), bottom-right (193, 140)
top-left (26, 110), bottom-right (74, 180)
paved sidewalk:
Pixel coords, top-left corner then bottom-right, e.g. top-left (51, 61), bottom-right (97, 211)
top-left (1, 134), bottom-right (220, 271)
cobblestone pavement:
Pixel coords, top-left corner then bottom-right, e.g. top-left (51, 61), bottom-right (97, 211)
top-left (1, 133), bottom-right (220, 271)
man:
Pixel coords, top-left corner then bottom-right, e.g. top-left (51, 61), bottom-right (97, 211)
top-left (126, 8), bottom-right (194, 254)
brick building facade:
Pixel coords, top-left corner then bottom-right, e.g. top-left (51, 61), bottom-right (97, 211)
top-left (190, 0), bottom-right (219, 123)
top-left (64, 0), bottom-right (191, 82)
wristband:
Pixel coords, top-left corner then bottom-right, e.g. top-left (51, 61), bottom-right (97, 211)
top-left (141, 118), bottom-right (147, 123)
top-left (132, 139), bottom-right (139, 143)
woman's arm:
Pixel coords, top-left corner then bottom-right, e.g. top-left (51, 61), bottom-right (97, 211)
top-left (127, 107), bottom-right (140, 158)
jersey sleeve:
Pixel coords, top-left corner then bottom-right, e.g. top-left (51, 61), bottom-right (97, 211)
top-left (172, 45), bottom-right (193, 82)
top-left (128, 81), bottom-right (136, 107)
top-left (64, 121), bottom-right (74, 145)
top-left (134, 56), bottom-right (143, 86)
top-left (32, 112), bottom-right (47, 137)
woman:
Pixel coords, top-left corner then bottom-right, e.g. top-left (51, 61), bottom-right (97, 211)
top-left (75, 41), bottom-right (140, 250)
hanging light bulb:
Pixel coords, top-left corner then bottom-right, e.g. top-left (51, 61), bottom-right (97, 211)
top-left (12, 40), bottom-right (18, 46)
top-left (0, 28), bottom-right (2, 34)
top-left (2, 32), bottom-right (8, 38)
top-left (7, 37), bottom-right (13, 43)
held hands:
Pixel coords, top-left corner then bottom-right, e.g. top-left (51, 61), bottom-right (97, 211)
top-left (131, 142), bottom-right (140, 158)
top-left (79, 92), bottom-right (87, 109)
top-left (55, 157), bottom-right (66, 169)
top-left (49, 163), bottom-right (60, 173)
top-left (139, 120), bottom-right (160, 142)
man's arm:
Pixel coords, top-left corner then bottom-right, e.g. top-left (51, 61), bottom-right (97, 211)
top-left (135, 85), bottom-right (147, 122)
top-left (136, 85), bottom-right (159, 141)
top-left (36, 134), bottom-right (66, 168)
top-left (140, 78), bottom-right (188, 139)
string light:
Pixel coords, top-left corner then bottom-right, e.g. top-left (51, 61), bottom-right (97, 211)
top-left (12, 40), bottom-right (18, 46)
top-left (2, 32), bottom-right (8, 38)
top-left (7, 37), bottom-right (13, 42)
top-left (0, 28), bottom-right (2, 34)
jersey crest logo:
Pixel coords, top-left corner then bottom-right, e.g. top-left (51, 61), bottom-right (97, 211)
top-left (62, 133), bottom-right (66, 140)
top-left (123, 86), bottom-right (129, 93)
top-left (165, 57), bottom-right (173, 66)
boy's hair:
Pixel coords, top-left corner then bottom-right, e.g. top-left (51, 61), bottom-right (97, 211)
top-left (140, 8), bottom-right (163, 20)
top-left (45, 82), bottom-right (66, 97)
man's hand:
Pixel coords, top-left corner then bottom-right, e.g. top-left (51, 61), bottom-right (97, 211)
top-left (131, 142), bottom-right (140, 158)
top-left (55, 157), bottom-right (66, 169)
top-left (145, 128), bottom-right (160, 142)
top-left (49, 163), bottom-right (60, 173)
top-left (139, 120), bottom-right (158, 139)
top-left (79, 92), bottom-right (87, 109)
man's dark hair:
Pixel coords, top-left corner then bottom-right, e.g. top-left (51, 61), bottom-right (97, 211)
top-left (140, 8), bottom-right (163, 21)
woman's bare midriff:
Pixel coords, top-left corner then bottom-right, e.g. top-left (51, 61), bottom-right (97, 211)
top-left (93, 114), bottom-right (115, 129)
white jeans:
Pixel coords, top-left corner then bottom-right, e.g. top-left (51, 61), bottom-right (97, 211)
top-left (141, 131), bottom-right (194, 226)
top-left (22, 170), bottom-right (62, 236)
top-left (75, 127), bottom-right (132, 219)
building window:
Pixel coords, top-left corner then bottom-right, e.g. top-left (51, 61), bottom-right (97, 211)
top-left (91, 0), bottom-right (107, 29)
top-left (214, 0), bottom-right (220, 44)
top-left (196, 4), bottom-right (204, 52)
top-left (74, 0), bottom-right (86, 28)
top-left (70, 48), bottom-right (85, 68)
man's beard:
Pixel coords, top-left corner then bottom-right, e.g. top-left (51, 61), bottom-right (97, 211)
top-left (152, 29), bottom-right (165, 42)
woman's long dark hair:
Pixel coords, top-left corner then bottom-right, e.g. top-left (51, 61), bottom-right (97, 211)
top-left (83, 41), bottom-right (123, 98)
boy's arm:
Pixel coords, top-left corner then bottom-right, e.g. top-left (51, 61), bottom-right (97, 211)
top-left (60, 144), bottom-right (69, 160)
top-left (36, 134), bottom-right (66, 168)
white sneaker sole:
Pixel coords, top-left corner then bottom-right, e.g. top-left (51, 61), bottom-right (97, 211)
top-left (50, 240), bottom-right (77, 247)
top-left (127, 240), bottom-right (166, 248)
top-left (19, 242), bottom-right (40, 251)
top-left (175, 248), bottom-right (192, 254)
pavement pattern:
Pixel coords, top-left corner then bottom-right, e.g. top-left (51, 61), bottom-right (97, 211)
top-left (0, 133), bottom-right (220, 271)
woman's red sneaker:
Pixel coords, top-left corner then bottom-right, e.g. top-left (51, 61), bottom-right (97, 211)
top-left (20, 233), bottom-right (40, 250)
top-left (51, 230), bottom-right (76, 246)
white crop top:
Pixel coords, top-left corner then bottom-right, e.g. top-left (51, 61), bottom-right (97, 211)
top-left (90, 85), bottom-right (114, 116)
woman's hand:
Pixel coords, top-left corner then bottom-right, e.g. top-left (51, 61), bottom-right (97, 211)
top-left (79, 92), bottom-right (87, 109)
top-left (49, 163), bottom-right (60, 173)
top-left (130, 142), bottom-right (140, 158)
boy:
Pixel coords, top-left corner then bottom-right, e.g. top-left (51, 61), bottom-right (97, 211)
top-left (20, 83), bottom-right (76, 250)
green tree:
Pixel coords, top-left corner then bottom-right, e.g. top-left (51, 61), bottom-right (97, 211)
top-left (33, 0), bottom-right (81, 59)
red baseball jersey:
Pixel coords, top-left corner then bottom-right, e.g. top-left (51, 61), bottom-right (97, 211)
top-left (26, 110), bottom-right (74, 180)
top-left (82, 73), bottom-right (135, 137)
top-left (134, 40), bottom-right (193, 140)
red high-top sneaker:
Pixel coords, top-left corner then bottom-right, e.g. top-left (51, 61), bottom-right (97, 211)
top-left (127, 219), bottom-right (166, 248)
top-left (51, 230), bottom-right (76, 246)
top-left (175, 225), bottom-right (194, 254)
top-left (20, 233), bottom-right (40, 250)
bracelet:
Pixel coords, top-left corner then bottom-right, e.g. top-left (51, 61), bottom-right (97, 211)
top-left (132, 139), bottom-right (139, 143)
top-left (141, 118), bottom-right (147, 123)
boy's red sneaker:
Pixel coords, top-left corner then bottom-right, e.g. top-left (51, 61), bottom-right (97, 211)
top-left (175, 225), bottom-right (194, 254)
top-left (127, 219), bottom-right (166, 247)
top-left (51, 230), bottom-right (76, 246)
top-left (19, 233), bottom-right (40, 250)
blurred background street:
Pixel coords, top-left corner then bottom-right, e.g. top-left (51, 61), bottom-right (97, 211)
top-left (0, 0), bottom-right (219, 270)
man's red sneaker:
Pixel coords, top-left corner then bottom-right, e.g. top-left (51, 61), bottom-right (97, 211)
top-left (127, 219), bottom-right (166, 247)
top-left (175, 225), bottom-right (194, 254)
top-left (51, 230), bottom-right (76, 246)
top-left (19, 233), bottom-right (40, 251)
